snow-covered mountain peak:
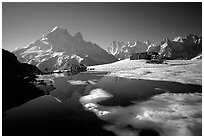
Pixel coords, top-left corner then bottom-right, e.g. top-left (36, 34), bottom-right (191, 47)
top-left (51, 26), bottom-right (59, 32)
top-left (47, 26), bottom-right (71, 37)
top-left (145, 41), bottom-right (151, 45)
top-left (173, 36), bottom-right (183, 42)
top-left (13, 26), bottom-right (117, 72)
top-left (160, 37), bottom-right (170, 45)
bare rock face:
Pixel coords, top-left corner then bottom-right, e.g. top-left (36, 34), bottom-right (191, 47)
top-left (107, 34), bottom-right (202, 60)
top-left (13, 26), bottom-right (117, 72)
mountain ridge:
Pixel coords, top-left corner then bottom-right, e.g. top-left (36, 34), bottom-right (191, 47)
top-left (107, 34), bottom-right (202, 60)
top-left (13, 26), bottom-right (117, 72)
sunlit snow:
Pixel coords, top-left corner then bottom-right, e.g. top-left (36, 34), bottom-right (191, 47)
top-left (80, 89), bottom-right (202, 136)
top-left (51, 26), bottom-right (58, 32)
top-left (67, 80), bottom-right (88, 85)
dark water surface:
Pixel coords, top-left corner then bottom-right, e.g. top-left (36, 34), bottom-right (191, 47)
top-left (95, 76), bottom-right (202, 106)
top-left (2, 71), bottom-right (202, 136)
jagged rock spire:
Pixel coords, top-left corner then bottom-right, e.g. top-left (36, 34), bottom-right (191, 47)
top-left (74, 32), bottom-right (83, 42)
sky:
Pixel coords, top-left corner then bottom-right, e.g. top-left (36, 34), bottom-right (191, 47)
top-left (2, 2), bottom-right (202, 51)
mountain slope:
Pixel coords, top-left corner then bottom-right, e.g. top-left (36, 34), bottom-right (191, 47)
top-left (13, 26), bottom-right (117, 72)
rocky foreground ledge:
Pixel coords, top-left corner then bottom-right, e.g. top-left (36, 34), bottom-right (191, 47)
top-left (2, 49), bottom-right (55, 112)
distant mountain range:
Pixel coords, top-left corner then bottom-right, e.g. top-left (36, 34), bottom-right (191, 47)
top-left (107, 34), bottom-right (202, 60)
top-left (13, 26), bottom-right (117, 72)
top-left (12, 26), bottom-right (201, 72)
top-left (107, 41), bottom-right (153, 60)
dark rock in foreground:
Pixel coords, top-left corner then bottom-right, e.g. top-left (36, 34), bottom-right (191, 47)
top-left (2, 49), bottom-right (44, 112)
top-left (2, 75), bottom-right (44, 112)
top-left (3, 49), bottom-right (42, 76)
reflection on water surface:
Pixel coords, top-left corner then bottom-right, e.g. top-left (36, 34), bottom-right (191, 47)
top-left (3, 71), bottom-right (202, 136)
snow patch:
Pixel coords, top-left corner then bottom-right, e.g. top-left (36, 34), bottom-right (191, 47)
top-left (52, 73), bottom-right (66, 78)
top-left (173, 36), bottom-right (183, 42)
top-left (51, 26), bottom-right (58, 32)
top-left (67, 80), bottom-right (88, 85)
top-left (80, 88), bottom-right (113, 117)
top-left (129, 42), bottom-right (137, 47)
top-left (42, 41), bottom-right (49, 45)
top-left (41, 36), bottom-right (48, 41)
top-left (80, 88), bottom-right (113, 104)
top-left (67, 80), bottom-right (97, 85)
top-left (191, 54), bottom-right (202, 60)
top-left (52, 52), bottom-right (64, 57)
top-left (71, 55), bottom-right (84, 63)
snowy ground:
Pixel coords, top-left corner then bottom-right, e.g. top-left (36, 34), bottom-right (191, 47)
top-left (80, 88), bottom-right (202, 136)
top-left (89, 59), bottom-right (202, 85)
top-left (86, 59), bottom-right (202, 136)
